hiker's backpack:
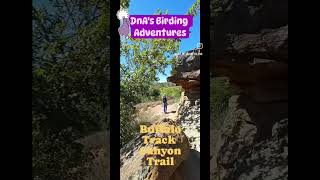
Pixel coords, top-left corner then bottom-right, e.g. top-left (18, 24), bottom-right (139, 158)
top-left (163, 96), bottom-right (167, 103)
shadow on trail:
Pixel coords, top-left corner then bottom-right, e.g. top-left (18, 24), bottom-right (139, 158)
top-left (165, 111), bottom-right (176, 114)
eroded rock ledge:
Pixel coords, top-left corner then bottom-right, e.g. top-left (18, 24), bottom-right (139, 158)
top-left (168, 50), bottom-right (201, 152)
top-left (210, 0), bottom-right (288, 179)
top-left (120, 119), bottom-right (190, 180)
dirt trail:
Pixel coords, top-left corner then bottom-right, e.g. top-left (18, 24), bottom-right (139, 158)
top-left (134, 99), bottom-right (179, 123)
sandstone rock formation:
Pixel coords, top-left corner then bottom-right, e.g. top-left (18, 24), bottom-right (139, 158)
top-left (210, 0), bottom-right (288, 179)
top-left (176, 93), bottom-right (200, 151)
top-left (168, 49), bottom-right (200, 94)
top-left (210, 95), bottom-right (288, 180)
top-left (120, 119), bottom-right (190, 180)
top-left (168, 51), bottom-right (201, 152)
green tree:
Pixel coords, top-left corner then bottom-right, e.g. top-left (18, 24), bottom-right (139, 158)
top-left (188, 0), bottom-right (200, 16)
top-left (210, 78), bottom-right (232, 129)
top-left (119, 1), bottom-right (200, 147)
top-left (120, 37), bottom-right (180, 147)
top-left (32, 0), bottom-right (110, 179)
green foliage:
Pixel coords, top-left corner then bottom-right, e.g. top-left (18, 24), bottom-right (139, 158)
top-left (119, 1), bottom-right (199, 148)
top-left (33, 0), bottom-right (110, 134)
top-left (32, 128), bottom-right (92, 180)
top-left (210, 78), bottom-right (232, 129)
top-left (120, 37), bottom-right (180, 147)
top-left (120, 96), bottom-right (137, 147)
top-left (32, 0), bottom-right (110, 179)
top-left (160, 86), bottom-right (182, 101)
top-left (188, 0), bottom-right (200, 16)
top-left (139, 85), bottom-right (161, 102)
top-left (120, 0), bottom-right (130, 8)
top-left (150, 87), bottom-right (161, 98)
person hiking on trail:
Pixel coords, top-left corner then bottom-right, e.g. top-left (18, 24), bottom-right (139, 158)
top-left (162, 95), bottom-right (167, 113)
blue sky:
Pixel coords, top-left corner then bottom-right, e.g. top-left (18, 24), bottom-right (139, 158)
top-left (126, 0), bottom-right (200, 82)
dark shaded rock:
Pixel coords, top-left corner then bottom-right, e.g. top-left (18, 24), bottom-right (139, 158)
top-left (210, 1), bottom-right (288, 179)
top-left (211, 0), bottom-right (288, 60)
top-left (211, 95), bottom-right (288, 180)
top-left (212, 0), bottom-right (288, 33)
top-left (229, 118), bottom-right (288, 180)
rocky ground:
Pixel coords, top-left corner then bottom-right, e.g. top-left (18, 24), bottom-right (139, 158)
top-left (134, 99), bottom-right (179, 124)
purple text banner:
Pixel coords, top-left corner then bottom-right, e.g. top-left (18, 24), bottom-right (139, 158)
top-left (129, 15), bottom-right (193, 39)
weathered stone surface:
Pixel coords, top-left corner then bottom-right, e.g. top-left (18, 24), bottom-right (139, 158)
top-left (211, 95), bottom-right (257, 180)
top-left (211, 0), bottom-right (288, 32)
top-left (168, 50), bottom-right (201, 152)
top-left (120, 119), bottom-right (190, 180)
top-left (210, 1), bottom-right (288, 178)
top-left (230, 118), bottom-right (288, 180)
top-left (211, 26), bottom-right (288, 104)
top-left (212, 25), bottom-right (288, 64)
top-left (170, 150), bottom-right (200, 180)
top-left (168, 50), bottom-right (200, 93)
top-left (210, 95), bottom-right (288, 180)
top-left (211, 0), bottom-right (288, 61)
top-left (211, 0), bottom-right (289, 101)
top-left (176, 92), bottom-right (200, 151)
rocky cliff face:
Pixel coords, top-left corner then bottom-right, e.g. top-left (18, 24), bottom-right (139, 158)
top-left (210, 0), bottom-right (288, 179)
top-left (168, 50), bottom-right (201, 152)
top-left (120, 119), bottom-right (191, 180)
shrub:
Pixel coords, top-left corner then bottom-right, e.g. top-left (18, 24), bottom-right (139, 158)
top-left (149, 87), bottom-right (161, 100)
top-left (120, 97), bottom-right (137, 148)
top-left (32, 0), bottom-right (109, 178)
top-left (160, 86), bottom-right (182, 101)
top-left (32, 128), bottom-right (92, 180)
top-left (210, 78), bottom-right (232, 129)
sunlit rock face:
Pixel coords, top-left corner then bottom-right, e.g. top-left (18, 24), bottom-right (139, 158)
top-left (168, 51), bottom-right (201, 152)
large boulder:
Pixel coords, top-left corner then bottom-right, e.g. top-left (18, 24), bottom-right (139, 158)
top-left (210, 95), bottom-right (288, 180)
top-left (168, 51), bottom-right (201, 152)
top-left (168, 50), bottom-right (200, 94)
top-left (210, 0), bottom-right (289, 113)
top-left (176, 92), bottom-right (200, 151)
top-left (120, 119), bottom-right (190, 180)
top-left (228, 118), bottom-right (288, 180)
top-left (210, 95), bottom-right (257, 179)
top-left (211, 0), bottom-right (288, 62)
top-left (210, 1), bottom-right (288, 178)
